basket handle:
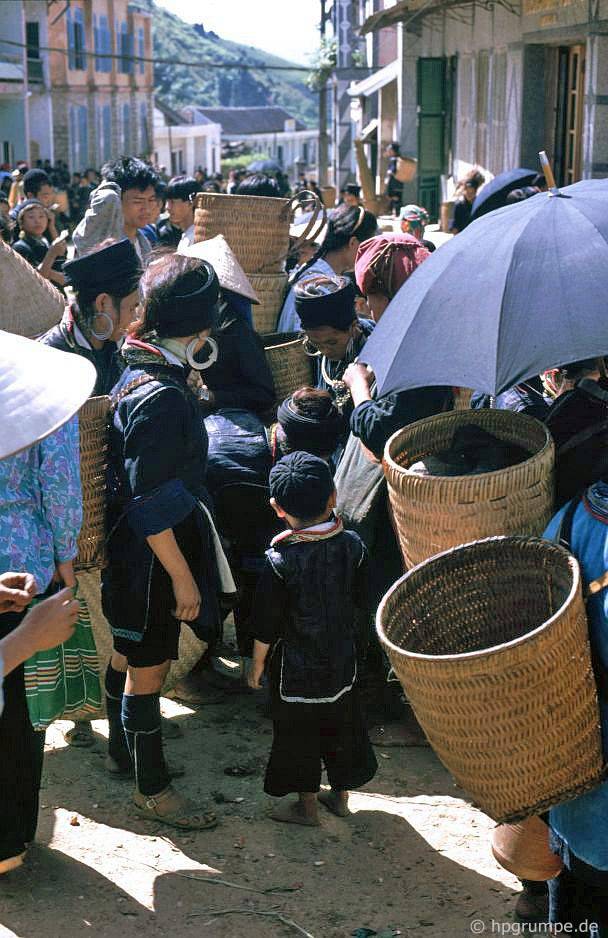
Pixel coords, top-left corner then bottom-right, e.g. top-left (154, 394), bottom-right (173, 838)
top-left (287, 190), bottom-right (327, 253)
top-left (249, 191), bottom-right (326, 274)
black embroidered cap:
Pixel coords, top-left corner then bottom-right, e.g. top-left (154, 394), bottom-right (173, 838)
top-left (63, 238), bottom-right (142, 303)
top-left (269, 451), bottom-right (335, 520)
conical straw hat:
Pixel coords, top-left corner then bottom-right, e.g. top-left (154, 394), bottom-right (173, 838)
top-left (179, 234), bottom-right (260, 304)
top-left (0, 331), bottom-right (96, 459)
top-left (0, 239), bottom-right (64, 337)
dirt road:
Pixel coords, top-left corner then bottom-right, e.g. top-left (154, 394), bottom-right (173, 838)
top-left (0, 692), bottom-right (520, 938)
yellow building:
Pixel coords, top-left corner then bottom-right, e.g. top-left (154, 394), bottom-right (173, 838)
top-left (47, 0), bottom-right (154, 171)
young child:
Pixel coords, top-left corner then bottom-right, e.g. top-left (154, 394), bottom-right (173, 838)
top-left (248, 451), bottom-right (377, 826)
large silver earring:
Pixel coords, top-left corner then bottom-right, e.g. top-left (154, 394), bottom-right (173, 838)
top-left (186, 336), bottom-right (219, 371)
top-left (91, 311), bottom-right (114, 341)
top-left (302, 336), bottom-right (321, 357)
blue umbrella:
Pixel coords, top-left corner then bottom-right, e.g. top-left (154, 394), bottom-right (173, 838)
top-left (360, 178), bottom-right (608, 398)
top-left (470, 168), bottom-right (538, 220)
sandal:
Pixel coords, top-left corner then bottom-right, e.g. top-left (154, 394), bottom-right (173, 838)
top-left (0, 852), bottom-right (26, 875)
top-left (64, 722), bottom-right (95, 748)
top-left (133, 785), bottom-right (218, 831)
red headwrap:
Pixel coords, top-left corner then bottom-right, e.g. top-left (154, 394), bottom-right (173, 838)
top-left (354, 232), bottom-right (429, 299)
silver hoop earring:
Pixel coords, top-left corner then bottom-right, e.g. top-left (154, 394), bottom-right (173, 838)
top-left (91, 311), bottom-right (114, 341)
top-left (302, 336), bottom-right (321, 357)
top-left (186, 336), bottom-right (219, 371)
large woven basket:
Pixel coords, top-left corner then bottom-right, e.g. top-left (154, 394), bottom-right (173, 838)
top-left (0, 239), bottom-right (64, 337)
top-left (75, 396), bottom-right (110, 572)
top-left (263, 332), bottom-right (315, 403)
top-left (249, 273), bottom-right (287, 335)
top-left (377, 536), bottom-right (605, 823)
top-left (384, 409), bottom-right (555, 569)
top-left (66, 571), bottom-right (207, 720)
top-left (194, 192), bottom-right (292, 273)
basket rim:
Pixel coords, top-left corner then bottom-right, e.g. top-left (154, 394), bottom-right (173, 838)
top-left (383, 409), bottom-right (554, 484)
top-left (375, 535), bottom-right (581, 664)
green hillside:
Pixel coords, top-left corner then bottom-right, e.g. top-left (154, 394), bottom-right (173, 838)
top-left (146, 1), bottom-right (318, 127)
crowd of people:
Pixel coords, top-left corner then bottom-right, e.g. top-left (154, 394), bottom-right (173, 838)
top-left (0, 152), bottom-right (607, 935)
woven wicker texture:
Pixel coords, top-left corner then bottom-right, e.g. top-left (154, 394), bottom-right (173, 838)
top-left (249, 273), bottom-right (288, 335)
top-left (384, 409), bottom-right (555, 569)
top-left (263, 332), bottom-right (314, 403)
top-left (377, 536), bottom-right (605, 823)
top-left (0, 239), bottom-right (64, 337)
top-left (75, 396), bottom-right (110, 572)
top-left (194, 192), bottom-right (292, 273)
top-left (66, 570), bottom-right (207, 720)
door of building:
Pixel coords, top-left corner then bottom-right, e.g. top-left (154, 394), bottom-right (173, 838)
top-left (554, 44), bottom-right (585, 186)
top-left (417, 57), bottom-right (447, 221)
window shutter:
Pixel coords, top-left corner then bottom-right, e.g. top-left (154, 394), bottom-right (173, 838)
top-left (67, 9), bottom-right (75, 70)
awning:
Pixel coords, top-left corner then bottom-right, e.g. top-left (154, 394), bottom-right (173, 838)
top-left (0, 61), bottom-right (24, 81)
top-left (360, 0), bottom-right (410, 34)
top-left (348, 59), bottom-right (399, 97)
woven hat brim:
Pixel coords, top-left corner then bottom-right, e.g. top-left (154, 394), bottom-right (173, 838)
top-left (0, 240), bottom-right (64, 337)
top-left (179, 234), bottom-right (260, 304)
top-left (0, 331), bottom-right (96, 459)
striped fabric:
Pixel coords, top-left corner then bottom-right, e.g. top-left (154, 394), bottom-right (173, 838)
top-left (24, 586), bottom-right (102, 730)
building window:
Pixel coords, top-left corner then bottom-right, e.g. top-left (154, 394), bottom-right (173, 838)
top-left (69, 104), bottom-right (89, 171)
top-left (26, 21), bottom-right (43, 82)
top-left (67, 6), bottom-right (86, 71)
top-left (94, 15), bottom-right (112, 73)
top-left (139, 101), bottom-right (149, 154)
top-left (97, 103), bottom-right (112, 163)
top-left (138, 27), bottom-right (145, 75)
top-left (118, 22), bottom-right (133, 74)
top-left (122, 102), bottom-right (131, 152)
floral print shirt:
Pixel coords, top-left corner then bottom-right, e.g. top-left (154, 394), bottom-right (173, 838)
top-left (0, 419), bottom-right (82, 595)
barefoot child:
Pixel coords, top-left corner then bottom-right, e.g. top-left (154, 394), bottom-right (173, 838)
top-left (248, 452), bottom-right (377, 826)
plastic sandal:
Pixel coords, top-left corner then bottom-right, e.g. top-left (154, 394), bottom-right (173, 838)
top-left (133, 786), bottom-right (218, 830)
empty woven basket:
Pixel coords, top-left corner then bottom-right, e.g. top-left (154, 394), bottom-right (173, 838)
top-left (75, 396), bottom-right (110, 572)
top-left (384, 408), bottom-right (555, 569)
top-left (0, 239), bottom-right (64, 337)
top-left (194, 192), bottom-right (292, 274)
top-left (263, 332), bottom-right (314, 403)
top-left (377, 536), bottom-right (605, 823)
top-left (249, 273), bottom-right (287, 335)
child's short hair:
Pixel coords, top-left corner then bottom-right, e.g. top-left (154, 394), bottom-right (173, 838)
top-left (269, 451), bottom-right (334, 521)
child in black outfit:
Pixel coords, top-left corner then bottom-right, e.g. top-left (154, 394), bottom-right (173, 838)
top-left (248, 451), bottom-right (377, 826)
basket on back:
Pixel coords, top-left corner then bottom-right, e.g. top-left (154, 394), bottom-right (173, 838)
top-left (194, 192), bottom-right (292, 274)
top-left (249, 273), bottom-right (287, 335)
top-left (263, 332), bottom-right (314, 403)
top-left (384, 409), bottom-right (554, 569)
top-left (0, 240), bottom-right (64, 337)
top-left (75, 395), bottom-right (110, 572)
top-left (377, 536), bottom-right (605, 823)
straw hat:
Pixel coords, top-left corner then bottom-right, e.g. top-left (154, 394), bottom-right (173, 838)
top-left (0, 331), bottom-right (96, 459)
top-left (179, 234), bottom-right (260, 304)
top-left (0, 239), bottom-right (64, 338)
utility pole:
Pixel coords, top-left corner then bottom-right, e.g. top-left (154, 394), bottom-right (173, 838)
top-left (318, 0), bottom-right (329, 186)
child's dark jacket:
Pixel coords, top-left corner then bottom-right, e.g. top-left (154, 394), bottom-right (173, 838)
top-left (253, 521), bottom-right (368, 703)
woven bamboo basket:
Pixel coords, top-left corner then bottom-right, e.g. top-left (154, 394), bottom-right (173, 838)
top-left (0, 239), bottom-right (64, 337)
top-left (377, 536), bottom-right (605, 823)
top-left (66, 570), bottom-right (207, 720)
top-left (75, 396), bottom-right (111, 572)
top-left (263, 332), bottom-right (315, 403)
top-left (194, 192), bottom-right (292, 274)
top-left (384, 409), bottom-right (555, 569)
top-left (249, 273), bottom-right (287, 335)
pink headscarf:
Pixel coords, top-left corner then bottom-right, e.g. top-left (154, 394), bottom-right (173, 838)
top-left (355, 232), bottom-right (429, 299)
